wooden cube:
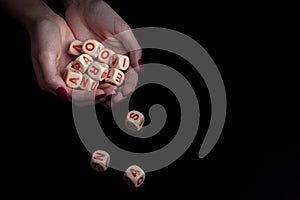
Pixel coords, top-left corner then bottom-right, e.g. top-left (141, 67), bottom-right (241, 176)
top-left (87, 61), bottom-right (109, 81)
top-left (104, 68), bottom-right (125, 86)
top-left (73, 54), bottom-right (94, 73)
top-left (111, 54), bottom-right (130, 71)
top-left (65, 61), bottom-right (76, 70)
top-left (124, 165), bottom-right (145, 187)
top-left (79, 73), bottom-right (99, 91)
top-left (63, 68), bottom-right (83, 89)
top-left (68, 39), bottom-right (83, 56)
top-left (125, 110), bottom-right (145, 131)
top-left (90, 150), bottom-right (110, 172)
top-left (82, 39), bottom-right (104, 58)
top-left (98, 48), bottom-right (115, 65)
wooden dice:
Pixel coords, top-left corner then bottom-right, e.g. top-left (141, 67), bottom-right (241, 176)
top-left (63, 68), bottom-right (83, 89)
top-left (111, 54), bottom-right (130, 71)
top-left (87, 61), bottom-right (109, 81)
top-left (124, 165), bottom-right (145, 187)
top-left (104, 68), bottom-right (125, 86)
top-left (64, 39), bottom-right (130, 91)
top-left (98, 48), bottom-right (115, 64)
top-left (82, 39), bottom-right (104, 58)
top-left (125, 110), bottom-right (145, 131)
top-left (73, 54), bottom-right (94, 73)
top-left (90, 150), bottom-right (110, 172)
top-left (68, 39), bottom-right (83, 56)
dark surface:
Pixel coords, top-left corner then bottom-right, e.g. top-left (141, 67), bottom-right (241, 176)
top-left (1, 1), bottom-right (298, 199)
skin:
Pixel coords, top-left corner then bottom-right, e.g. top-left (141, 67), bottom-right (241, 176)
top-left (0, 0), bottom-right (142, 107)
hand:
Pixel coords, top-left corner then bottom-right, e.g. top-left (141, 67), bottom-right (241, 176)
top-left (64, 0), bottom-right (143, 107)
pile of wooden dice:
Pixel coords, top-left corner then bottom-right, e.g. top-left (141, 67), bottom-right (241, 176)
top-left (64, 39), bottom-right (147, 187)
top-left (63, 39), bottom-right (130, 90)
top-left (90, 110), bottom-right (146, 187)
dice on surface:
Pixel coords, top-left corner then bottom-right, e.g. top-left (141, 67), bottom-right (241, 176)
top-left (104, 68), bottom-right (125, 86)
top-left (87, 61), bottom-right (109, 81)
top-left (82, 39), bottom-right (104, 58)
top-left (125, 110), bottom-right (145, 131)
top-left (63, 68), bottom-right (83, 89)
top-left (110, 54), bottom-right (130, 71)
top-left (73, 54), bottom-right (94, 73)
top-left (98, 48), bottom-right (115, 65)
top-left (68, 39), bottom-right (83, 56)
top-left (90, 150), bottom-right (110, 172)
top-left (79, 73), bottom-right (99, 91)
top-left (124, 165), bottom-right (145, 187)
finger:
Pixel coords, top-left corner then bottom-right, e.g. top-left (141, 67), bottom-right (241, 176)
top-left (119, 67), bottom-right (138, 97)
top-left (114, 28), bottom-right (142, 72)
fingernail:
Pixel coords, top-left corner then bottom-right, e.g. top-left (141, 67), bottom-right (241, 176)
top-left (95, 93), bottom-right (106, 100)
top-left (138, 59), bottom-right (144, 76)
top-left (55, 87), bottom-right (70, 102)
top-left (138, 59), bottom-right (143, 66)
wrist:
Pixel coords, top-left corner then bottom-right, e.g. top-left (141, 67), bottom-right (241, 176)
top-left (0, 0), bottom-right (55, 31)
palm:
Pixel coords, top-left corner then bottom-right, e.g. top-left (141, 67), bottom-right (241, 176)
top-left (65, 1), bottom-right (140, 106)
top-left (30, 14), bottom-right (75, 93)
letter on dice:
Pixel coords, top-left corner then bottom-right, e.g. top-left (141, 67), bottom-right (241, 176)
top-left (125, 110), bottom-right (145, 131)
top-left (87, 61), bottom-right (109, 81)
top-left (63, 68), bottom-right (83, 89)
top-left (90, 150), bottom-right (110, 172)
top-left (68, 39), bottom-right (83, 56)
top-left (105, 68), bottom-right (125, 86)
top-left (98, 48), bottom-right (115, 65)
top-left (82, 39), bottom-right (104, 58)
top-left (80, 73), bottom-right (99, 91)
top-left (124, 165), bottom-right (145, 187)
top-left (111, 54), bottom-right (130, 71)
top-left (73, 54), bottom-right (94, 73)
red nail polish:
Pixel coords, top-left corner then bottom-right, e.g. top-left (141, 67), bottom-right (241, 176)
top-left (138, 59), bottom-right (144, 75)
top-left (55, 87), bottom-right (70, 102)
top-left (138, 59), bottom-right (143, 66)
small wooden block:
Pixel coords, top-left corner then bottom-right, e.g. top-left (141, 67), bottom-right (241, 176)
top-left (87, 61), bottom-right (109, 81)
top-left (82, 39), bottom-right (104, 58)
top-left (125, 110), bottom-right (145, 131)
top-left (79, 73), bottom-right (99, 91)
top-left (63, 68), bottom-right (83, 89)
top-left (73, 54), bottom-right (94, 73)
top-left (90, 150), bottom-right (110, 172)
top-left (65, 61), bottom-right (76, 70)
top-left (111, 54), bottom-right (130, 71)
top-left (104, 68), bottom-right (125, 86)
top-left (124, 165), bottom-right (145, 187)
top-left (68, 39), bottom-right (83, 56)
top-left (98, 48), bottom-right (115, 65)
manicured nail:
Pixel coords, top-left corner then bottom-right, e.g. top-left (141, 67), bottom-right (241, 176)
top-left (138, 59), bottom-right (144, 75)
top-left (55, 87), bottom-right (70, 102)
top-left (138, 59), bottom-right (143, 66)
top-left (95, 93), bottom-right (106, 100)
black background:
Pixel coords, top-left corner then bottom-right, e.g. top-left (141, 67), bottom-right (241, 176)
top-left (1, 1), bottom-right (298, 199)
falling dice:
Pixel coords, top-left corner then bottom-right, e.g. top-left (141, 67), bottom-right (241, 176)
top-left (82, 39), bottom-right (104, 58)
top-left (110, 54), bottom-right (130, 71)
top-left (63, 68), bottom-right (83, 89)
top-left (73, 53), bottom-right (94, 73)
top-left (98, 48), bottom-right (115, 65)
top-left (68, 39), bottom-right (83, 56)
top-left (124, 165), bottom-right (145, 187)
top-left (104, 68), bottom-right (125, 86)
top-left (90, 150), bottom-right (110, 172)
top-left (87, 61), bottom-right (109, 81)
top-left (125, 110), bottom-right (145, 131)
